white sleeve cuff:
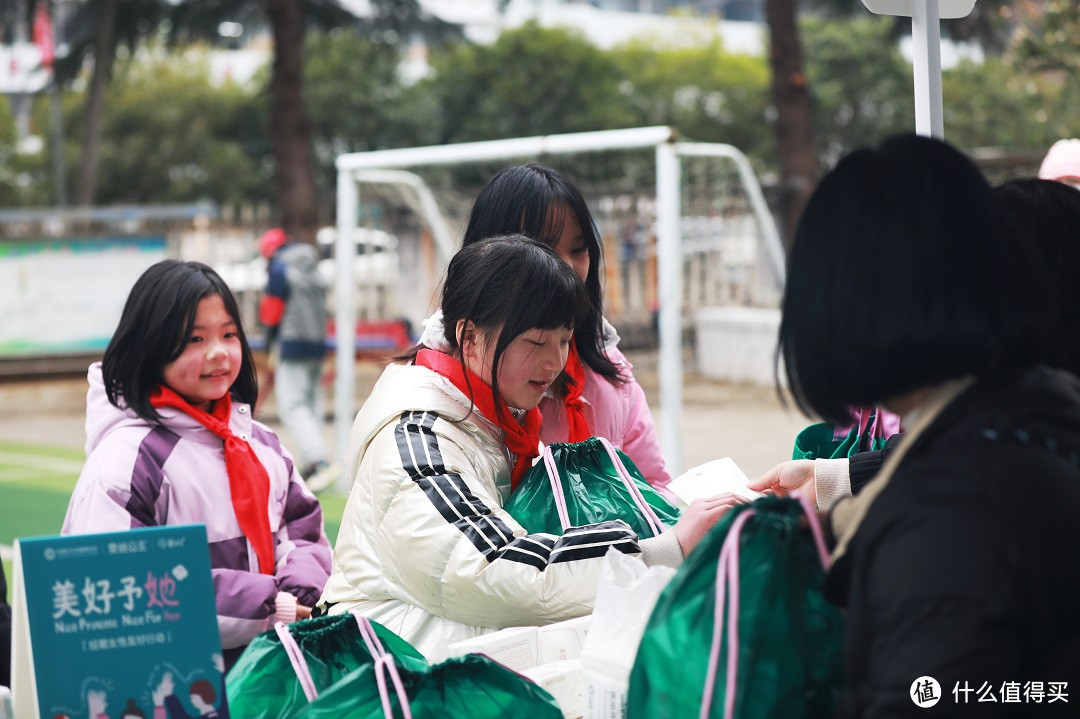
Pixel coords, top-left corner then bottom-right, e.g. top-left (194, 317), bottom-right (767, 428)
top-left (639, 529), bottom-right (684, 569)
top-left (274, 591), bottom-right (298, 625)
top-left (814, 458), bottom-right (852, 510)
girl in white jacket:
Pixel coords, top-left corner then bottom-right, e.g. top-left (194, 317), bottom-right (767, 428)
top-left (319, 235), bottom-right (739, 661)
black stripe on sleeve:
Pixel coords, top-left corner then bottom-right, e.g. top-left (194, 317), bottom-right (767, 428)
top-left (549, 520), bottom-right (641, 564)
top-left (394, 411), bottom-right (518, 561)
top-left (392, 412), bottom-right (641, 570)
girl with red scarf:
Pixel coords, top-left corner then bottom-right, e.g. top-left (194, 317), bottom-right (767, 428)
top-left (318, 236), bottom-right (737, 662)
top-left (419, 164), bottom-right (672, 495)
top-left (63, 260), bottom-right (331, 671)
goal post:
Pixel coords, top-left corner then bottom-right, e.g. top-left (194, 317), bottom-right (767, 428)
top-left (334, 126), bottom-right (785, 478)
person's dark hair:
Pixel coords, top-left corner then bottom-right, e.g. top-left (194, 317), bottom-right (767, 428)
top-left (188, 678), bottom-right (217, 704)
top-left (402, 235), bottom-right (588, 419)
top-left (102, 260), bottom-right (258, 422)
top-left (994, 178), bottom-right (1080, 377)
top-left (120, 699), bottom-right (146, 719)
top-left (461, 163), bottom-right (622, 385)
top-left (778, 134), bottom-right (1054, 425)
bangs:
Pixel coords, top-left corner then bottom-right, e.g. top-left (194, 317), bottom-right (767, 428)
top-left (529, 271), bottom-right (587, 331)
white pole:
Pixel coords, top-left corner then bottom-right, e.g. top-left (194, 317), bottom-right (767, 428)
top-left (675, 142), bottom-right (786, 286)
top-left (334, 168), bottom-right (358, 488)
top-left (911, 0), bottom-right (944, 138)
top-left (655, 141), bottom-right (683, 476)
top-left (353, 168), bottom-right (457, 266)
top-left (337, 126), bottom-right (676, 171)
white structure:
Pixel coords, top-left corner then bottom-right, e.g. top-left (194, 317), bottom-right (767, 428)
top-left (334, 126), bottom-right (784, 476)
top-left (419, 0), bottom-right (765, 53)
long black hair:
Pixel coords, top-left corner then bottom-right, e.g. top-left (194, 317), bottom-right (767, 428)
top-left (102, 260), bottom-right (258, 422)
top-left (461, 163), bottom-right (623, 386)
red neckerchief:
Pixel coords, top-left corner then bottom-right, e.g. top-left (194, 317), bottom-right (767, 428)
top-left (562, 339), bottom-right (591, 443)
top-left (150, 386), bottom-right (275, 575)
top-left (415, 348), bottom-right (542, 490)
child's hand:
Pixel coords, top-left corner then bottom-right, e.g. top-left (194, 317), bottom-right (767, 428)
top-left (87, 689), bottom-right (107, 716)
top-left (153, 672), bottom-right (175, 706)
top-left (671, 493), bottom-right (747, 556)
top-left (747, 460), bottom-right (816, 503)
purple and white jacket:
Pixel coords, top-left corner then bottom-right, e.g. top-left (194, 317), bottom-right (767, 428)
top-left (63, 363), bottom-right (332, 657)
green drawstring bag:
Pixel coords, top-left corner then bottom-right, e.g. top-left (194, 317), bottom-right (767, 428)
top-left (792, 406), bottom-right (898, 460)
top-left (504, 436), bottom-right (680, 539)
top-left (225, 614), bottom-right (428, 719)
top-left (288, 616), bottom-right (564, 719)
top-left (627, 496), bottom-right (844, 719)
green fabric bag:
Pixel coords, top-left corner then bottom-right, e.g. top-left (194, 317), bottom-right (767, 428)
top-left (225, 614), bottom-right (428, 719)
top-left (792, 406), bottom-right (896, 460)
top-left (504, 436), bottom-right (680, 538)
top-left (626, 496), bottom-right (844, 719)
top-left (290, 617), bottom-right (564, 719)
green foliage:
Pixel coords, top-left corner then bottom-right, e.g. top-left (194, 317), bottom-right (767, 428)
top-left (62, 50), bottom-right (270, 205)
top-left (802, 16), bottom-right (914, 165)
top-left (303, 27), bottom-right (438, 198)
top-left (942, 58), bottom-right (1059, 153)
top-left (11, 10), bottom-right (1080, 209)
top-left (0, 96), bottom-right (53, 208)
top-left (610, 35), bottom-right (772, 159)
top-left (421, 21), bottom-right (633, 143)
top-left (1013, 0), bottom-right (1080, 74)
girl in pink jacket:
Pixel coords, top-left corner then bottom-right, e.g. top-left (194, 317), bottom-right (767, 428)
top-left (421, 164), bottom-right (671, 492)
top-left (63, 260), bottom-right (331, 671)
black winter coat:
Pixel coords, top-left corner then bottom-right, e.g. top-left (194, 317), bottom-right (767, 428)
top-left (827, 366), bottom-right (1080, 718)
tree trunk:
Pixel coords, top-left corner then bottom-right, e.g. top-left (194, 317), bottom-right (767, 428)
top-left (764, 0), bottom-right (816, 254)
top-left (75, 0), bottom-right (118, 207)
top-left (267, 0), bottom-right (319, 245)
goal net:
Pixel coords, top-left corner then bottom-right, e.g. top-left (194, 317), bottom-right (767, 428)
top-left (333, 126), bottom-right (784, 473)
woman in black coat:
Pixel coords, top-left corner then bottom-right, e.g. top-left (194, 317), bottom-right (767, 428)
top-left (778, 134), bottom-right (1080, 718)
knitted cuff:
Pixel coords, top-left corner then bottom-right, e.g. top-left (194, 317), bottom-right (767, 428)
top-left (639, 529), bottom-right (684, 569)
top-left (814, 458), bottom-right (852, 510)
top-left (275, 591), bottom-right (298, 625)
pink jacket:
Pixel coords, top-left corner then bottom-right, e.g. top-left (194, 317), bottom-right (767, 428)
top-left (63, 363), bottom-right (332, 665)
top-left (536, 343), bottom-right (670, 491)
top-left (420, 312), bottom-right (671, 492)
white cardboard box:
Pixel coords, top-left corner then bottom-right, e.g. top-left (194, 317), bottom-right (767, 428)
top-left (446, 615), bottom-right (593, 672)
top-left (523, 659), bottom-right (584, 719)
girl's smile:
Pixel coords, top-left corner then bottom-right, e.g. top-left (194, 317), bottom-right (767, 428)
top-left (162, 293), bottom-right (242, 411)
top-left (464, 325), bottom-right (572, 412)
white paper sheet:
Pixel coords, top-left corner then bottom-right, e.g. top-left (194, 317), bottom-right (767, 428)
top-left (666, 457), bottom-right (764, 508)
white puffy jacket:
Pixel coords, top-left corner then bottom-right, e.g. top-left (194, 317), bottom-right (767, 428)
top-left (319, 363), bottom-right (681, 661)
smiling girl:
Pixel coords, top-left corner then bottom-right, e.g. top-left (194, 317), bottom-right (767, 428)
top-left (318, 236), bottom-right (738, 661)
top-left (421, 164), bottom-right (672, 492)
top-left (62, 260), bottom-right (331, 669)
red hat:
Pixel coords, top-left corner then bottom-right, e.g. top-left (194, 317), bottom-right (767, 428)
top-left (258, 228), bottom-right (288, 258)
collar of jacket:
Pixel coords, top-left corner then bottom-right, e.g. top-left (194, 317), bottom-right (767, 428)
top-left (829, 375), bottom-right (976, 563)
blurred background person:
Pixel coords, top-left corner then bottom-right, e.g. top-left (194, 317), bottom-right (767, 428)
top-left (258, 228), bottom-right (339, 492)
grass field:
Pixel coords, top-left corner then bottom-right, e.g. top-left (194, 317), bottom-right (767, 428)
top-left (0, 439), bottom-right (348, 604)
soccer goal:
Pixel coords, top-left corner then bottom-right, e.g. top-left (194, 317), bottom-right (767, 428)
top-left (333, 126), bottom-right (785, 475)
